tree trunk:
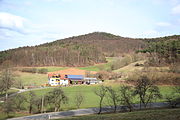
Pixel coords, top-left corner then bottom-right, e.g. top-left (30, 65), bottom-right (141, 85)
top-left (98, 98), bottom-right (103, 114)
top-left (5, 92), bottom-right (8, 101)
top-left (41, 96), bottom-right (44, 113)
top-left (114, 105), bottom-right (117, 113)
top-left (29, 105), bottom-right (32, 114)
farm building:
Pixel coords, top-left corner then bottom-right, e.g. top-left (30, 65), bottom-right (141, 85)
top-left (47, 68), bottom-right (100, 86)
top-left (48, 74), bottom-right (69, 86)
top-left (66, 75), bottom-right (84, 84)
top-left (84, 78), bottom-right (102, 84)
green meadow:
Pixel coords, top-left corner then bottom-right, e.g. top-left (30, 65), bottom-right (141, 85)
top-left (20, 85), bottom-right (175, 111)
top-left (58, 108), bottom-right (180, 120)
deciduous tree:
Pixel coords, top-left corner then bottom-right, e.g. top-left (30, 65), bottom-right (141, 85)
top-left (94, 85), bottom-right (108, 114)
top-left (119, 85), bottom-right (134, 112)
top-left (74, 91), bottom-right (84, 109)
top-left (0, 60), bottom-right (14, 100)
top-left (106, 86), bottom-right (119, 112)
top-left (45, 88), bottom-right (68, 112)
top-left (133, 75), bottom-right (162, 109)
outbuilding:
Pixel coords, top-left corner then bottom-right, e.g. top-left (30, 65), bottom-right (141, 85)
top-left (84, 78), bottom-right (102, 84)
top-left (66, 75), bottom-right (84, 84)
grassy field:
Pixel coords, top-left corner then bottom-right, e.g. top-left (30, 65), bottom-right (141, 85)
top-left (20, 85), bottom-right (175, 111)
top-left (58, 108), bottom-right (180, 120)
top-left (113, 60), bottom-right (145, 73)
top-left (0, 89), bottom-right (19, 98)
top-left (18, 67), bottom-right (68, 72)
top-left (14, 71), bottom-right (47, 86)
top-left (78, 57), bottom-right (115, 71)
top-left (22, 85), bottom-right (101, 110)
top-left (0, 112), bottom-right (29, 120)
top-left (0, 85), bottom-right (177, 120)
top-left (36, 67), bottom-right (68, 72)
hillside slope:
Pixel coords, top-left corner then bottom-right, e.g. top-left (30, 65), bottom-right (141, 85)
top-left (0, 32), bottom-right (179, 67)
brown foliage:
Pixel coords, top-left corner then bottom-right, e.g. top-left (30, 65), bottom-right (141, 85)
top-left (0, 32), bottom-right (145, 67)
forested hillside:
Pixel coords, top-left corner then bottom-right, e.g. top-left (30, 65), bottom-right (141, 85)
top-left (139, 35), bottom-right (180, 66)
top-left (0, 32), bottom-right (179, 67)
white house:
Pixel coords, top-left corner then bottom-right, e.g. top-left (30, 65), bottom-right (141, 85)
top-left (60, 79), bottom-right (69, 86)
top-left (49, 78), bottom-right (60, 86)
top-left (49, 78), bottom-right (69, 86)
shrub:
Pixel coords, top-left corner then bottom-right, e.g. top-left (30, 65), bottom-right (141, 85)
top-left (128, 67), bottom-right (180, 85)
top-left (169, 63), bottom-right (180, 73)
top-left (21, 68), bottom-right (37, 73)
top-left (38, 68), bottom-right (48, 74)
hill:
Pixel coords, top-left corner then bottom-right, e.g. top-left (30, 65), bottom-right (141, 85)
top-left (0, 32), bottom-right (179, 67)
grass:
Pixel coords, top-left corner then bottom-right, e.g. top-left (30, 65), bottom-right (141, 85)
top-left (0, 89), bottom-right (19, 98)
top-left (58, 108), bottom-right (180, 120)
top-left (20, 85), bottom-right (176, 111)
top-left (0, 112), bottom-right (29, 120)
top-left (22, 85), bottom-right (101, 110)
top-left (18, 66), bottom-right (68, 72)
top-left (36, 67), bottom-right (68, 72)
top-left (78, 65), bottom-right (101, 71)
top-left (0, 85), bottom-right (177, 119)
top-left (113, 60), bottom-right (145, 73)
top-left (78, 57), bottom-right (115, 72)
top-left (15, 71), bottom-right (47, 86)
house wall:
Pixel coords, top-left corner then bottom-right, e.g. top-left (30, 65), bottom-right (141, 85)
top-left (60, 79), bottom-right (69, 85)
top-left (49, 78), bottom-right (60, 86)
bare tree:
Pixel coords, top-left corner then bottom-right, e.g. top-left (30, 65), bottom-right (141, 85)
top-left (45, 88), bottom-right (68, 112)
top-left (133, 75), bottom-right (162, 109)
top-left (74, 91), bottom-right (84, 109)
top-left (106, 86), bottom-right (120, 113)
top-left (0, 61), bottom-right (14, 100)
top-left (94, 85), bottom-right (108, 114)
top-left (119, 85), bottom-right (134, 112)
top-left (14, 78), bottom-right (24, 89)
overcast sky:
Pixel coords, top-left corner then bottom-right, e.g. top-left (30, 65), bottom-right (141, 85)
top-left (0, 0), bottom-right (180, 51)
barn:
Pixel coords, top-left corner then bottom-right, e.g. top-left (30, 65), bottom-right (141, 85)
top-left (66, 75), bottom-right (84, 84)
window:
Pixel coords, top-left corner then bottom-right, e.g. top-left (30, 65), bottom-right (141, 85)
top-left (65, 75), bottom-right (68, 78)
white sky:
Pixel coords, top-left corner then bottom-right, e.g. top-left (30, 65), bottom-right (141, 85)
top-left (0, 0), bottom-right (180, 51)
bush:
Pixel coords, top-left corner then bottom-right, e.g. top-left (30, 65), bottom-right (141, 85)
top-left (96, 71), bottom-right (110, 80)
top-left (21, 68), bottom-right (37, 73)
top-left (38, 68), bottom-right (48, 74)
top-left (169, 63), bottom-right (180, 73)
top-left (134, 63), bottom-right (144, 66)
top-left (21, 68), bottom-right (48, 74)
top-left (128, 67), bottom-right (180, 85)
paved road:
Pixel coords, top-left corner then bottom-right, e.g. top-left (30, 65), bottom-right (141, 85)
top-left (7, 102), bottom-right (170, 120)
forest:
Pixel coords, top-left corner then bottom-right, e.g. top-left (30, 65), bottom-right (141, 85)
top-left (0, 32), bottom-right (179, 67)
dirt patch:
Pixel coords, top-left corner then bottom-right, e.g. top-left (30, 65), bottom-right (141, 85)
top-left (48, 68), bottom-right (97, 77)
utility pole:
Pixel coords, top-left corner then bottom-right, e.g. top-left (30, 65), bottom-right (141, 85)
top-left (41, 95), bottom-right (44, 113)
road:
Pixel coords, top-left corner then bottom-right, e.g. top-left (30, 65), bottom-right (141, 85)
top-left (7, 102), bottom-right (170, 120)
